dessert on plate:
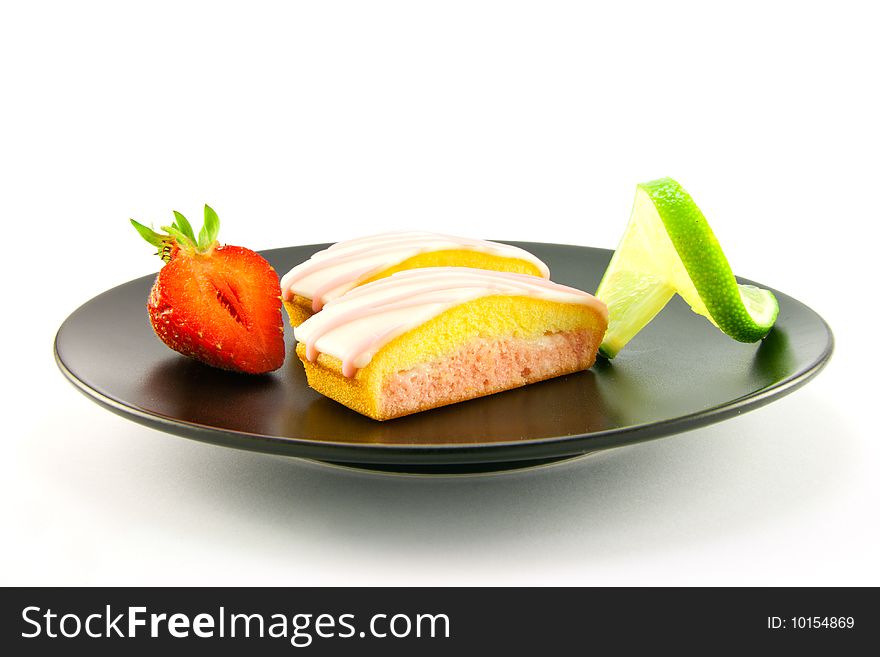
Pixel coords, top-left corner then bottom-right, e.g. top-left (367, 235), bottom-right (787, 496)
top-left (279, 231), bottom-right (550, 326)
top-left (294, 267), bottom-right (608, 420)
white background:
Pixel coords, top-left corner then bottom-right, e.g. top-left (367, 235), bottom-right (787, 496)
top-left (2, 1), bottom-right (877, 585)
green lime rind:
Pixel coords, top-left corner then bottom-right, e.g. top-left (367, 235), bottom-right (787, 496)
top-left (641, 178), bottom-right (779, 340)
top-left (596, 177), bottom-right (779, 358)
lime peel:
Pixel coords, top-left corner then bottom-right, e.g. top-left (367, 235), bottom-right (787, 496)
top-left (596, 178), bottom-right (779, 358)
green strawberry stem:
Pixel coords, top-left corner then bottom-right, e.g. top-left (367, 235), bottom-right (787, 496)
top-left (172, 210), bottom-right (196, 243)
top-left (131, 204), bottom-right (221, 262)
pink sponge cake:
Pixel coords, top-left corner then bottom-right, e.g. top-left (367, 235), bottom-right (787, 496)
top-left (294, 267), bottom-right (608, 420)
top-left (279, 231), bottom-right (551, 326)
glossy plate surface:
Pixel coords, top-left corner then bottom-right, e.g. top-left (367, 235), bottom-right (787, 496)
top-left (55, 243), bottom-right (833, 472)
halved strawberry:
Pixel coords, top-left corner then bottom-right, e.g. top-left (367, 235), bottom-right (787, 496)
top-left (131, 206), bottom-right (285, 374)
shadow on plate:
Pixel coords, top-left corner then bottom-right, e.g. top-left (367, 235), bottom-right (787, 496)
top-left (140, 357), bottom-right (285, 434)
top-left (284, 367), bottom-right (618, 446)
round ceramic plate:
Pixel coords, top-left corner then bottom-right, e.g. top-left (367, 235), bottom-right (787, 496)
top-left (55, 243), bottom-right (833, 474)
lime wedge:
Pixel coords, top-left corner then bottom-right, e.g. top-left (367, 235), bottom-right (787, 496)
top-left (596, 178), bottom-right (779, 358)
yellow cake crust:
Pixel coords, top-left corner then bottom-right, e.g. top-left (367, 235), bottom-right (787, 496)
top-left (283, 296), bottom-right (315, 327)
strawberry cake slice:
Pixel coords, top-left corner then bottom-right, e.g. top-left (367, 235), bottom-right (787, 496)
top-left (294, 267), bottom-right (608, 420)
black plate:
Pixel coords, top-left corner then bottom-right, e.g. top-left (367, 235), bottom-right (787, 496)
top-left (55, 243), bottom-right (833, 474)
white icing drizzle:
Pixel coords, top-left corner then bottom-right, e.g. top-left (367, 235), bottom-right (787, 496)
top-left (279, 231), bottom-right (551, 311)
top-left (294, 267), bottom-right (607, 377)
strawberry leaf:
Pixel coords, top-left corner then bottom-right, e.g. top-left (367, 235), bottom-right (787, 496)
top-left (161, 224), bottom-right (197, 249)
top-left (172, 211), bottom-right (197, 244)
top-left (130, 219), bottom-right (165, 248)
top-left (199, 204), bottom-right (221, 250)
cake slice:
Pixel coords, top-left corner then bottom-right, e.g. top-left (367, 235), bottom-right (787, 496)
top-left (279, 231), bottom-right (550, 326)
top-left (294, 267), bottom-right (608, 420)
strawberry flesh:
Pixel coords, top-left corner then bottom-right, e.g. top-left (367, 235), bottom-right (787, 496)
top-left (148, 245), bottom-right (284, 374)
